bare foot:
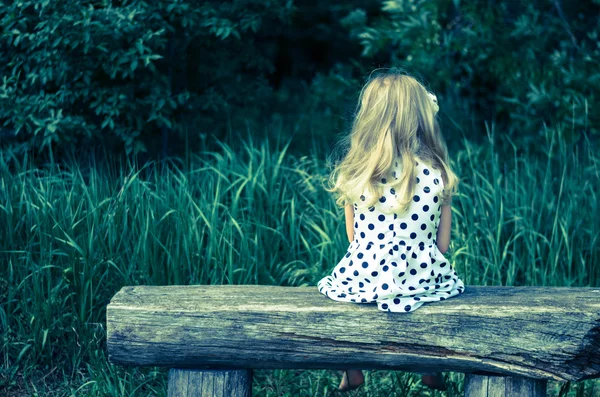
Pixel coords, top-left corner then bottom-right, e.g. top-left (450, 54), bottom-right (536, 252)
top-left (338, 369), bottom-right (365, 391)
top-left (421, 372), bottom-right (447, 391)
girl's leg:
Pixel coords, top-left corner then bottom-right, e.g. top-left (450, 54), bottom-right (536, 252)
top-left (338, 369), bottom-right (365, 391)
top-left (420, 372), bottom-right (447, 391)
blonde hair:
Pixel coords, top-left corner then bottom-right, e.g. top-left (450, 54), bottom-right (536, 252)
top-left (325, 69), bottom-right (459, 214)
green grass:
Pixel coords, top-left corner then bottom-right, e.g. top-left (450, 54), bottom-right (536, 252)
top-left (0, 123), bottom-right (599, 396)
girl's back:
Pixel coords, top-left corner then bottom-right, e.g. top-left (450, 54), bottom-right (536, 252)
top-left (318, 157), bottom-right (464, 312)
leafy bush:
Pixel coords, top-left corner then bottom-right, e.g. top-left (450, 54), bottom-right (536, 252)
top-left (0, 0), bottom-right (294, 156)
top-left (345, 0), bottom-right (600, 146)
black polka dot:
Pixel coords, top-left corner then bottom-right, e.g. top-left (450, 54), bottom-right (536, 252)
top-left (382, 283), bottom-right (389, 290)
top-left (434, 178), bottom-right (439, 185)
top-left (421, 223), bottom-right (427, 230)
top-left (382, 303), bottom-right (388, 309)
top-left (423, 186), bottom-right (431, 193)
top-left (390, 188), bottom-right (395, 195)
top-left (354, 270), bottom-right (359, 276)
top-left (362, 262), bottom-right (369, 268)
top-left (345, 252), bottom-right (351, 258)
top-left (427, 232), bottom-right (432, 238)
top-left (413, 195), bottom-right (420, 202)
top-left (410, 232), bottom-right (417, 239)
top-left (400, 222), bottom-right (407, 229)
top-left (423, 169), bottom-right (430, 175)
top-left (382, 178), bottom-right (387, 184)
top-left (349, 260), bottom-right (353, 266)
top-left (388, 224), bottom-right (394, 231)
top-left (368, 206), bottom-right (375, 212)
top-left (378, 215), bottom-right (385, 221)
top-left (423, 205), bottom-right (429, 212)
top-left (416, 177), bottom-right (420, 184)
top-left (371, 271), bottom-right (378, 277)
top-left (359, 282), bottom-right (364, 288)
top-left (433, 196), bottom-right (439, 203)
top-left (430, 214), bottom-right (435, 221)
top-left (411, 213), bottom-right (419, 220)
top-left (383, 265), bottom-right (389, 271)
top-left (401, 253), bottom-right (406, 260)
top-left (354, 222), bottom-right (358, 228)
top-left (420, 262), bottom-right (428, 268)
top-left (404, 305), bottom-right (411, 311)
top-left (378, 233), bottom-right (385, 240)
top-left (393, 298), bottom-right (401, 304)
top-left (340, 267), bottom-right (346, 273)
top-left (410, 269), bottom-right (417, 275)
top-left (380, 259), bottom-right (386, 265)
top-left (357, 253), bottom-right (363, 259)
top-left (360, 214), bottom-right (365, 220)
top-left (379, 196), bottom-right (386, 203)
top-left (368, 223), bottom-right (375, 230)
top-left (360, 195), bottom-right (365, 201)
top-left (360, 232), bottom-right (365, 238)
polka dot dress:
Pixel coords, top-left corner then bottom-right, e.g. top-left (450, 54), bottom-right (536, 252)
top-left (318, 158), bottom-right (466, 312)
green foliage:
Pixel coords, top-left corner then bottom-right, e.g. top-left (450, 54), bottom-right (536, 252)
top-left (346, 0), bottom-right (600, 145)
top-left (1, 126), bottom-right (599, 394)
top-left (0, 0), bottom-right (294, 155)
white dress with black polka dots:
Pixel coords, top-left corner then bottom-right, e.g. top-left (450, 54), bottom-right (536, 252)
top-left (318, 158), bottom-right (466, 313)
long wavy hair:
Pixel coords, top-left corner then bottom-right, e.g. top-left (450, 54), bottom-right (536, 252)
top-left (325, 69), bottom-right (459, 214)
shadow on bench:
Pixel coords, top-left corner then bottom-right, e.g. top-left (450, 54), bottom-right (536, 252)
top-left (106, 285), bottom-right (600, 396)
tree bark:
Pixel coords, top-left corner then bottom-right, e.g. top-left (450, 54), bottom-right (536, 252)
top-left (106, 285), bottom-right (600, 382)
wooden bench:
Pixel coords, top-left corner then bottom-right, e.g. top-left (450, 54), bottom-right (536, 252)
top-left (106, 285), bottom-right (600, 396)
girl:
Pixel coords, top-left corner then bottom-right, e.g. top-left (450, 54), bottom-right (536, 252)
top-left (317, 70), bottom-right (466, 392)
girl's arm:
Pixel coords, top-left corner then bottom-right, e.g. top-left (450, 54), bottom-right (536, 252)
top-left (344, 204), bottom-right (355, 243)
top-left (436, 176), bottom-right (452, 254)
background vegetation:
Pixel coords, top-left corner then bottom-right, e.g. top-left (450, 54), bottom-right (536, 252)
top-left (1, 0), bottom-right (599, 396)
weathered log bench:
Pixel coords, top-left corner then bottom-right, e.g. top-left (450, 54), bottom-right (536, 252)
top-left (106, 285), bottom-right (600, 397)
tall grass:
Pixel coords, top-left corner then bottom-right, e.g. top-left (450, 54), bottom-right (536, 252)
top-left (0, 123), bottom-right (598, 396)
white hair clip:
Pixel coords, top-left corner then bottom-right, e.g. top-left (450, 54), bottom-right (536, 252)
top-left (427, 91), bottom-right (439, 115)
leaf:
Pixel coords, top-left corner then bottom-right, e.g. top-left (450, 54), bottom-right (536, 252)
top-left (17, 344), bottom-right (31, 363)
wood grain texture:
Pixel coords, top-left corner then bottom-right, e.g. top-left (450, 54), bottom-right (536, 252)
top-left (106, 285), bottom-right (600, 382)
top-left (167, 369), bottom-right (251, 397)
top-left (464, 374), bottom-right (547, 397)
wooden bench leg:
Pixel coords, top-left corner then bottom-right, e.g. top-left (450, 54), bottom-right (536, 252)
top-left (168, 369), bottom-right (253, 397)
top-left (464, 373), bottom-right (547, 397)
